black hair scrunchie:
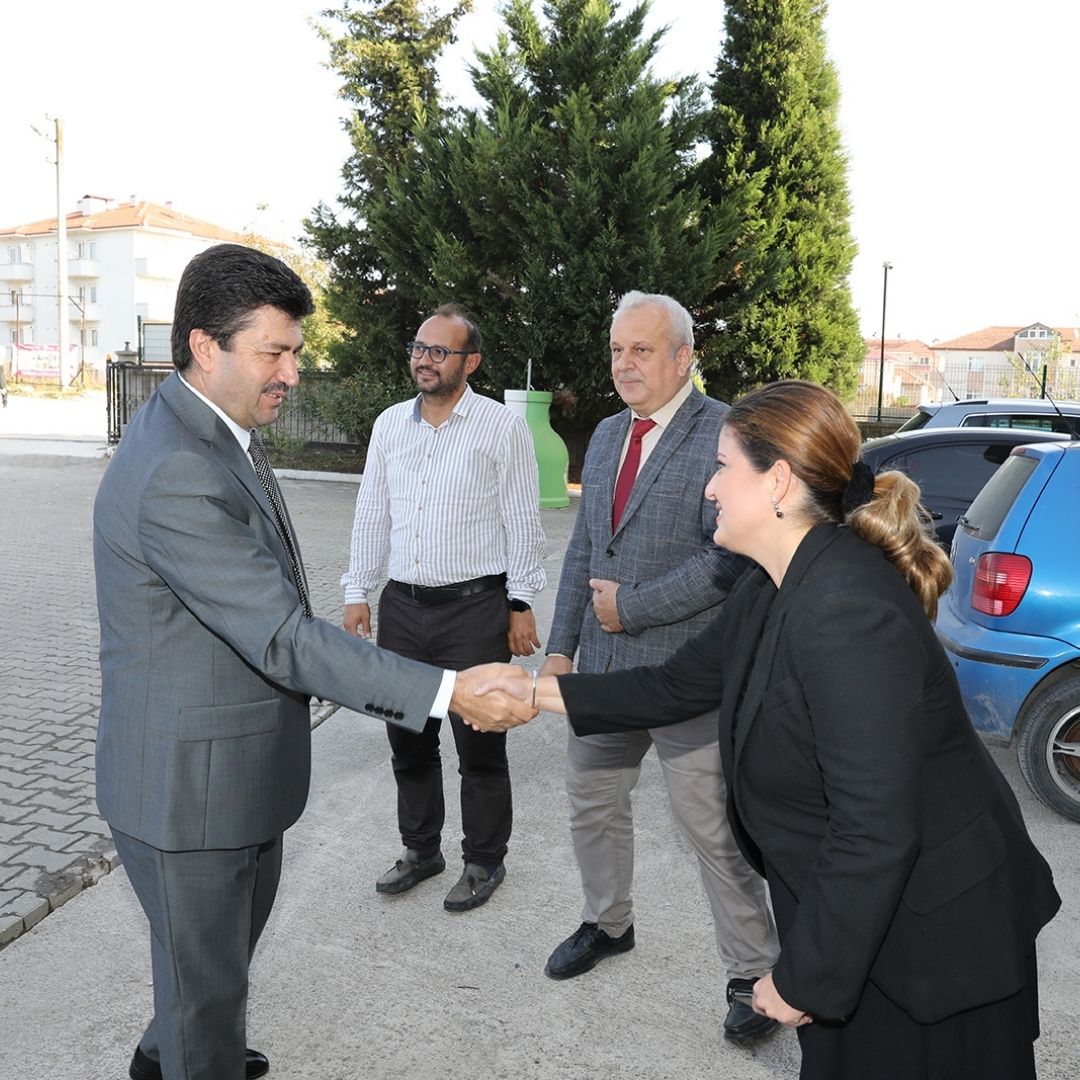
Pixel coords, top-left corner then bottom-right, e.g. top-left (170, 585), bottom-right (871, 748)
top-left (842, 460), bottom-right (876, 515)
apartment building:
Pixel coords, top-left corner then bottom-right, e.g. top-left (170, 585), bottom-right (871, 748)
top-left (1, 196), bottom-right (244, 382)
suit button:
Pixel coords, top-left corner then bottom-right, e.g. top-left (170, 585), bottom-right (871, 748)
top-left (373, 706), bottom-right (385, 716)
top-left (364, 703), bottom-right (374, 712)
top-left (605, 548), bottom-right (615, 557)
top-left (393, 711), bottom-right (404, 720)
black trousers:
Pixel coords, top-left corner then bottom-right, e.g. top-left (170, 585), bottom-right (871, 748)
top-left (377, 585), bottom-right (512, 866)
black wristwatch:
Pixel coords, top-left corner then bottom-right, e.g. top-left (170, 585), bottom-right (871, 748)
top-left (508, 598), bottom-right (532, 613)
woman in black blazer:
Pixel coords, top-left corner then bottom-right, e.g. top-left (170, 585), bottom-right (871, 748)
top-left (485, 381), bottom-right (1060, 1079)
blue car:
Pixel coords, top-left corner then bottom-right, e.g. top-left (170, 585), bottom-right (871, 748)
top-left (936, 440), bottom-right (1080, 821)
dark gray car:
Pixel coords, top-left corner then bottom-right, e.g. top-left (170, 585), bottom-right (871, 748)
top-left (860, 427), bottom-right (1072, 545)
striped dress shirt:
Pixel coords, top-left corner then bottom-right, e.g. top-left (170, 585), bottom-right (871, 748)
top-left (341, 385), bottom-right (547, 605)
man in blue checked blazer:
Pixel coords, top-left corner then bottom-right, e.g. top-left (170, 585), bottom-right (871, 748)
top-left (541, 291), bottom-right (779, 1041)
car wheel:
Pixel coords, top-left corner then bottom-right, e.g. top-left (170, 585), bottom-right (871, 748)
top-left (1016, 676), bottom-right (1080, 822)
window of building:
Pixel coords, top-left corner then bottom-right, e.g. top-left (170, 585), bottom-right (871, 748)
top-left (91, 328), bottom-right (99, 346)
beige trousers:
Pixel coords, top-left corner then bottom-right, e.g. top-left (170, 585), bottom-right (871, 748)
top-left (565, 711), bottom-right (779, 980)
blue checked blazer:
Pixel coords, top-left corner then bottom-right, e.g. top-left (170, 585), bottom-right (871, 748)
top-left (547, 388), bottom-right (749, 673)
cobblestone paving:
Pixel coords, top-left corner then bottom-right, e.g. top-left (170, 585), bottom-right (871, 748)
top-left (0, 448), bottom-right (362, 949)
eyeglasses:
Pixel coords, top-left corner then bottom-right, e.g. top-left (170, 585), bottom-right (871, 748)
top-left (405, 340), bottom-right (472, 364)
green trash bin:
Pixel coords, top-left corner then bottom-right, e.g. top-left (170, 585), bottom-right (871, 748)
top-left (504, 389), bottom-right (569, 509)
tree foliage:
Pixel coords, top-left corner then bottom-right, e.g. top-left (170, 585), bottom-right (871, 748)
top-left (304, 0), bottom-right (470, 379)
top-left (239, 231), bottom-right (344, 369)
top-left (700, 0), bottom-right (863, 401)
top-left (370, 0), bottom-right (752, 425)
top-left (309, 0), bottom-right (866, 425)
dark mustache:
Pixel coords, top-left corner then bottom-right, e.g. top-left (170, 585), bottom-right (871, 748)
top-left (261, 382), bottom-right (290, 395)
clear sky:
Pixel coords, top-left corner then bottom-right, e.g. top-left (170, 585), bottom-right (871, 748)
top-left (2, 0), bottom-right (1075, 345)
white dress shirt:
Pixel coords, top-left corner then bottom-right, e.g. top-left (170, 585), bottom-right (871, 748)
top-left (341, 384), bottom-right (547, 606)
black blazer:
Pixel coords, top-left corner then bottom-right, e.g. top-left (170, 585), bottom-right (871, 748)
top-left (561, 524), bottom-right (1060, 1024)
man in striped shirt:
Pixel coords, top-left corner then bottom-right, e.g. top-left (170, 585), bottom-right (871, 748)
top-left (342, 303), bottom-right (546, 912)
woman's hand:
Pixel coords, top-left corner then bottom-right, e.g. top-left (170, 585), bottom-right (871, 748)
top-left (752, 973), bottom-right (813, 1028)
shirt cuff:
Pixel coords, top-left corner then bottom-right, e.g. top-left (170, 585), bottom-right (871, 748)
top-left (343, 586), bottom-right (370, 605)
top-left (506, 588), bottom-right (536, 605)
top-left (430, 670), bottom-right (456, 720)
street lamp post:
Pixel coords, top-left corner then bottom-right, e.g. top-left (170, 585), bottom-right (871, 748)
top-left (875, 261), bottom-right (893, 422)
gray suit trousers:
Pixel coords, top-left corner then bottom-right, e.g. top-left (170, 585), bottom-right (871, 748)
top-left (566, 712), bottom-right (778, 980)
top-left (113, 829), bottom-right (282, 1080)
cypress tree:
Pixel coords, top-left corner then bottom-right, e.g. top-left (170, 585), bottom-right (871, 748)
top-left (700, 0), bottom-right (864, 400)
top-left (371, 0), bottom-right (745, 426)
top-left (305, 0), bottom-right (470, 378)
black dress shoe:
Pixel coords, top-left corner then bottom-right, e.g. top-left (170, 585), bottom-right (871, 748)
top-left (129, 1044), bottom-right (270, 1079)
top-left (723, 978), bottom-right (780, 1041)
top-left (544, 921), bottom-right (635, 980)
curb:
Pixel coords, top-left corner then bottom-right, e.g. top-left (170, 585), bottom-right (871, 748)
top-left (0, 700), bottom-right (341, 952)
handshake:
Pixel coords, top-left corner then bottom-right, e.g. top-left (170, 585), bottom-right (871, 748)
top-left (448, 663), bottom-right (545, 732)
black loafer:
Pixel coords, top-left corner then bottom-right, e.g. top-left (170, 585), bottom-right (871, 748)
top-left (723, 978), bottom-right (780, 1041)
top-left (130, 1045), bottom-right (270, 1079)
top-left (375, 849), bottom-right (446, 894)
top-left (443, 862), bottom-right (506, 911)
top-left (544, 921), bottom-right (635, 980)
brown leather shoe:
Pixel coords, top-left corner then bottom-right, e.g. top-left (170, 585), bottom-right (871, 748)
top-left (443, 862), bottom-right (506, 911)
top-left (375, 849), bottom-right (446, 894)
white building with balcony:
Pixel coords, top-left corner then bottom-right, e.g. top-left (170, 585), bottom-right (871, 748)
top-left (0, 196), bottom-right (245, 381)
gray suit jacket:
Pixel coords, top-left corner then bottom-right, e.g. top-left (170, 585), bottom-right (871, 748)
top-left (547, 388), bottom-right (748, 673)
top-left (94, 373), bottom-right (443, 851)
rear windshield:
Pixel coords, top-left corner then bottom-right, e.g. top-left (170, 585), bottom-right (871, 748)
top-left (896, 409), bottom-right (933, 432)
top-left (960, 413), bottom-right (1076, 434)
top-left (959, 453), bottom-right (1039, 540)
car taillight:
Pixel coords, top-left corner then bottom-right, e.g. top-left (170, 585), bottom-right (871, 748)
top-left (972, 553), bottom-right (1032, 616)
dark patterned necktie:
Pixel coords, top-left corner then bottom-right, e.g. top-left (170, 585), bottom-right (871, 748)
top-left (612, 418), bottom-right (657, 530)
top-left (248, 429), bottom-right (312, 617)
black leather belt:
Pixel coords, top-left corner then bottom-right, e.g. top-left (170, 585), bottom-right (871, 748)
top-left (389, 574), bottom-right (506, 606)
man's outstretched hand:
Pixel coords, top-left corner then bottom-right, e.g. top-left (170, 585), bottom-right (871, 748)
top-left (452, 664), bottom-right (537, 732)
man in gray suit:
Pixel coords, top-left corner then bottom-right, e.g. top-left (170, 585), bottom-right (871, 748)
top-left (94, 244), bottom-right (528, 1080)
top-left (540, 291), bottom-right (780, 1040)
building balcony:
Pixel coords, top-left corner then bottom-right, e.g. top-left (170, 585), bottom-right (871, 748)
top-left (0, 262), bottom-right (33, 283)
top-left (67, 258), bottom-right (101, 278)
top-left (0, 303), bottom-right (34, 322)
top-left (69, 301), bottom-right (100, 322)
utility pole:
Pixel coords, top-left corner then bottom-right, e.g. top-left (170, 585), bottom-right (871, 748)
top-left (55, 117), bottom-right (69, 389)
top-left (32, 116), bottom-right (70, 388)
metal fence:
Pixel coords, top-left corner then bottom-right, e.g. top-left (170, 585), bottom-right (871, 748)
top-left (105, 361), bottom-right (359, 447)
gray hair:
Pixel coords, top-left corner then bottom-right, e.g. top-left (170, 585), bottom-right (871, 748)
top-left (613, 291), bottom-right (694, 355)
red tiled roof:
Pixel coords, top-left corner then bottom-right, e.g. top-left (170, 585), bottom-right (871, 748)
top-left (934, 327), bottom-right (1020, 350)
top-left (862, 338), bottom-right (934, 361)
top-left (935, 324), bottom-right (1080, 351)
top-left (0, 201), bottom-right (245, 241)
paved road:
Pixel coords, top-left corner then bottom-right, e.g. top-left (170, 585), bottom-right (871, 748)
top-left (0, 392), bottom-right (1076, 1078)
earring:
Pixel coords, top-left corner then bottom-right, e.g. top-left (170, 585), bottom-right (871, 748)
top-left (772, 501), bottom-right (784, 519)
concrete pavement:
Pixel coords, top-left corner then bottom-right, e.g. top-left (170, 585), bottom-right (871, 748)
top-left (0, 391), bottom-right (1076, 1079)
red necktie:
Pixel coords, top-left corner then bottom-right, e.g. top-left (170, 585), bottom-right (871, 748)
top-left (612, 418), bottom-right (657, 530)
